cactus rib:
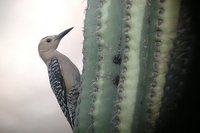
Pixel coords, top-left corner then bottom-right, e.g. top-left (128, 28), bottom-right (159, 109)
top-left (74, 0), bottom-right (99, 132)
top-left (91, 0), bottom-right (123, 132)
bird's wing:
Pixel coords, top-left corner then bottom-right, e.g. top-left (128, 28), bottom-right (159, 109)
top-left (67, 81), bottom-right (80, 126)
top-left (47, 57), bottom-right (74, 128)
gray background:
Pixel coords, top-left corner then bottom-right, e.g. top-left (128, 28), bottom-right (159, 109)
top-left (0, 0), bottom-right (86, 132)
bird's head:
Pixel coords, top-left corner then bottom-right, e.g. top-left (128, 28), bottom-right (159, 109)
top-left (38, 27), bottom-right (73, 53)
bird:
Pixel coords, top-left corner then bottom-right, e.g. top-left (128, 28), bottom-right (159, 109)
top-left (38, 27), bottom-right (81, 129)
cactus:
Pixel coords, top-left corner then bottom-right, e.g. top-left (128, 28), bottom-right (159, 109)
top-left (75, 0), bottom-right (195, 133)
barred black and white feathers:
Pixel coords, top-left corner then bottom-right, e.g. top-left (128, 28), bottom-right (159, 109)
top-left (48, 57), bottom-right (75, 127)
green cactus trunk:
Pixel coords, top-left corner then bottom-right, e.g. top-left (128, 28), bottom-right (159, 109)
top-left (75, 0), bottom-right (195, 133)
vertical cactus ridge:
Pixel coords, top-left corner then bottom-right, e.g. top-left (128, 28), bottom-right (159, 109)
top-left (91, 0), bottom-right (123, 132)
top-left (114, 0), bottom-right (147, 133)
top-left (155, 0), bottom-right (194, 131)
top-left (74, 0), bottom-right (99, 132)
top-left (145, 0), bottom-right (181, 131)
top-left (135, 0), bottom-right (161, 132)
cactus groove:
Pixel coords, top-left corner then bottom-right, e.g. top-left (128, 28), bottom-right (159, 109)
top-left (74, 0), bottom-right (194, 133)
top-left (74, 0), bottom-right (99, 132)
top-left (92, 0), bottom-right (123, 132)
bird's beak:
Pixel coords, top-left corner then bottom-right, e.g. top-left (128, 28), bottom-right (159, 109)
top-left (56, 27), bottom-right (73, 41)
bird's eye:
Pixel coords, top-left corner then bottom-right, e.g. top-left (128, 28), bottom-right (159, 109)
top-left (46, 38), bottom-right (52, 43)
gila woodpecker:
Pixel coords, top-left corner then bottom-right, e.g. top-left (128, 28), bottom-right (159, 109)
top-left (38, 27), bottom-right (80, 129)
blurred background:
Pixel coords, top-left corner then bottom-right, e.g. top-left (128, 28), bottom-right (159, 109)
top-left (0, 0), bottom-right (86, 133)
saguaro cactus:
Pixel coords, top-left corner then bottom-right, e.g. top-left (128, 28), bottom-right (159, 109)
top-left (74, 0), bottom-right (195, 133)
